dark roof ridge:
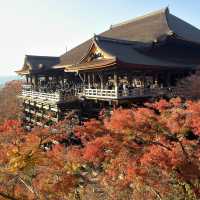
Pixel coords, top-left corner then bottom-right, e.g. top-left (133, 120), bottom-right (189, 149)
top-left (162, 7), bottom-right (174, 36)
top-left (94, 35), bottom-right (151, 45)
top-left (26, 55), bottom-right (59, 59)
top-left (111, 7), bottom-right (169, 29)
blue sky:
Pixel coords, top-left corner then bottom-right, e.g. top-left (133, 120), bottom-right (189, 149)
top-left (0, 0), bottom-right (200, 76)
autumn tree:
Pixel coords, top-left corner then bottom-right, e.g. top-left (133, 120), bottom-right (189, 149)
top-left (176, 69), bottom-right (200, 100)
top-left (0, 80), bottom-right (22, 124)
top-left (1, 97), bottom-right (200, 199)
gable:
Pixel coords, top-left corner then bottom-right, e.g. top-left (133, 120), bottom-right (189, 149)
top-left (79, 41), bottom-right (114, 64)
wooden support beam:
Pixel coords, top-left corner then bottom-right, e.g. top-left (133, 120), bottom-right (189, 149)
top-left (127, 72), bottom-right (132, 86)
top-left (26, 75), bottom-right (29, 84)
top-left (78, 73), bottom-right (84, 83)
top-left (92, 72), bottom-right (95, 87)
top-left (114, 71), bottom-right (118, 97)
top-left (142, 73), bottom-right (146, 87)
top-left (97, 72), bottom-right (104, 89)
top-left (30, 76), bottom-right (33, 85)
top-left (88, 73), bottom-right (91, 89)
top-left (32, 75), bottom-right (38, 90)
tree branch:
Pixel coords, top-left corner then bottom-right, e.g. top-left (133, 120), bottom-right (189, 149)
top-left (133, 137), bottom-right (172, 151)
top-left (0, 192), bottom-right (18, 200)
top-left (18, 176), bottom-right (40, 200)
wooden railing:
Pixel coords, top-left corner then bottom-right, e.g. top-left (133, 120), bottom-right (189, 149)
top-left (83, 89), bottom-right (117, 99)
top-left (21, 90), bottom-right (62, 102)
top-left (21, 84), bottom-right (79, 102)
top-left (118, 87), bottom-right (171, 98)
top-left (82, 87), bottom-right (173, 99)
top-left (22, 84), bottom-right (32, 90)
top-left (21, 84), bottom-right (174, 102)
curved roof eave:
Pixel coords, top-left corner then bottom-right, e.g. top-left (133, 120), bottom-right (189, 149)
top-left (165, 10), bottom-right (200, 44)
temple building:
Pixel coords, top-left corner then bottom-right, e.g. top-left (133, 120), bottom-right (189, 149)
top-left (16, 8), bottom-right (200, 128)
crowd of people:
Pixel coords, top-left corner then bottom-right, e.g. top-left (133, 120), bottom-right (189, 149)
top-left (23, 76), bottom-right (164, 97)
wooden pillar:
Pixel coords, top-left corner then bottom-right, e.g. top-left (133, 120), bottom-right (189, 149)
top-left (154, 73), bottom-right (158, 87)
top-left (78, 73), bottom-right (85, 90)
top-left (142, 73), bottom-right (145, 87)
top-left (33, 75), bottom-right (38, 90)
top-left (127, 73), bottom-right (132, 86)
top-left (92, 73), bottom-right (95, 87)
top-left (97, 72), bottom-right (104, 89)
top-left (100, 73), bottom-right (104, 89)
top-left (88, 73), bottom-right (91, 89)
top-left (45, 76), bottom-right (49, 84)
top-left (56, 76), bottom-right (59, 84)
top-left (61, 76), bottom-right (64, 88)
top-left (30, 76), bottom-right (33, 86)
top-left (83, 73), bottom-right (86, 85)
top-left (114, 71), bottom-right (118, 97)
top-left (26, 75), bottom-right (29, 84)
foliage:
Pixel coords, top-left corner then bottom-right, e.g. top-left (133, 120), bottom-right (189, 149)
top-left (1, 97), bottom-right (200, 199)
top-left (0, 80), bottom-right (21, 124)
top-left (176, 69), bottom-right (200, 100)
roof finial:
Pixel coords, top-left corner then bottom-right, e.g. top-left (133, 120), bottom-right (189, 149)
top-left (165, 6), bottom-right (170, 14)
top-left (93, 33), bottom-right (99, 41)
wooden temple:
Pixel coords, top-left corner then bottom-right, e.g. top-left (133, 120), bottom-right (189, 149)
top-left (16, 8), bottom-right (200, 128)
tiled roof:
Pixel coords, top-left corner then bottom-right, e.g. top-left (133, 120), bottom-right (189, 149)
top-left (16, 55), bottom-right (60, 74)
top-left (67, 36), bottom-right (196, 71)
top-left (59, 8), bottom-right (200, 66)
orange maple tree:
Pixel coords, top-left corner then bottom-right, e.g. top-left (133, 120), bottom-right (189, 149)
top-left (0, 97), bottom-right (200, 199)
